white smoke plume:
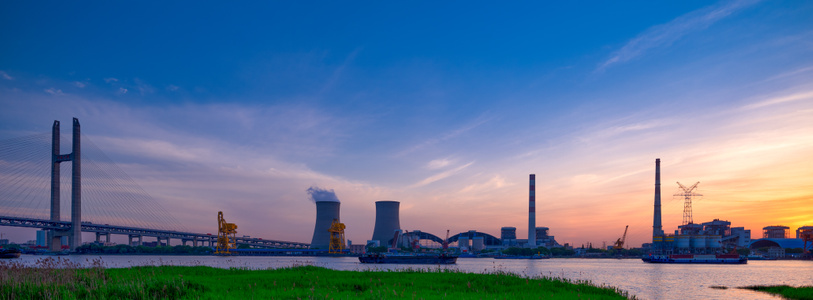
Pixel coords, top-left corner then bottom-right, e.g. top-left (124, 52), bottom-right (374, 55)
top-left (306, 186), bottom-right (340, 203)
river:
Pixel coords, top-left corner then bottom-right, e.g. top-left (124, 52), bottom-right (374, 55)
top-left (9, 255), bottom-right (812, 299)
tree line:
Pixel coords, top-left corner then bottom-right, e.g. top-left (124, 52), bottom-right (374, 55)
top-left (75, 244), bottom-right (213, 255)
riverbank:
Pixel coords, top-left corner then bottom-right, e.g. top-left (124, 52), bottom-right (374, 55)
top-left (740, 285), bottom-right (813, 300)
top-left (1, 258), bottom-right (631, 299)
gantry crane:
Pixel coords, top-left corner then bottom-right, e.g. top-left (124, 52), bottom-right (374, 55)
top-left (215, 211), bottom-right (238, 255)
top-left (613, 225), bottom-right (629, 250)
top-left (327, 218), bottom-right (346, 254)
top-left (675, 182), bottom-right (702, 225)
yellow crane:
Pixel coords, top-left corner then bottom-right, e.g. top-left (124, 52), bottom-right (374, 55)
top-left (613, 225), bottom-right (629, 250)
top-left (327, 218), bottom-right (346, 254)
top-left (215, 211), bottom-right (238, 255)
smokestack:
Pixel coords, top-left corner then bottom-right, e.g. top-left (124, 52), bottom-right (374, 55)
top-left (371, 201), bottom-right (401, 245)
top-left (528, 174), bottom-right (536, 247)
top-left (653, 159), bottom-right (663, 239)
top-left (310, 201), bottom-right (340, 249)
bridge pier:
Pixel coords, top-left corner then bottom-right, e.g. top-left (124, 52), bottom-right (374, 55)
top-left (49, 230), bottom-right (68, 251)
top-left (182, 237), bottom-right (201, 247)
top-left (129, 235), bottom-right (142, 246)
top-left (95, 232), bottom-right (110, 244)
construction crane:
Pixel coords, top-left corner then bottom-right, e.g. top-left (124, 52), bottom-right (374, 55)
top-left (675, 181), bottom-right (702, 225)
top-left (801, 227), bottom-right (813, 255)
top-left (613, 225), bottom-right (629, 250)
top-left (215, 211), bottom-right (238, 255)
top-left (327, 218), bottom-right (346, 254)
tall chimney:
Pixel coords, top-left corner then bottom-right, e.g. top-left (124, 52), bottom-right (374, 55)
top-left (653, 159), bottom-right (663, 240)
top-left (528, 174), bottom-right (536, 247)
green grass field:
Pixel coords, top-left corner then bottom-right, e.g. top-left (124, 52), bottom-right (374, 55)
top-left (1, 257), bottom-right (632, 299)
top-left (741, 285), bottom-right (813, 300)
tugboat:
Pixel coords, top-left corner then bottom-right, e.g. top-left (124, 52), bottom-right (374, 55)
top-left (642, 253), bottom-right (746, 264)
top-left (359, 253), bottom-right (458, 264)
top-left (0, 247), bottom-right (22, 259)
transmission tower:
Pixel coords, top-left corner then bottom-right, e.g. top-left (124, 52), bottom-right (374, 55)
top-left (675, 182), bottom-right (702, 225)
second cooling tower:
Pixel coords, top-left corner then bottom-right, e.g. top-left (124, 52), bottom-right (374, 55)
top-left (310, 201), bottom-right (340, 249)
top-left (371, 200), bottom-right (401, 245)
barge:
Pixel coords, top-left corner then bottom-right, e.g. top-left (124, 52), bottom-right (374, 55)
top-left (359, 253), bottom-right (458, 264)
top-left (642, 254), bottom-right (747, 264)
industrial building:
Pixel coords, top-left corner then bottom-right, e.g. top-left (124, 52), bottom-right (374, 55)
top-left (649, 158), bottom-right (753, 254)
top-left (763, 225), bottom-right (790, 239)
top-left (748, 225), bottom-right (813, 258)
top-left (356, 174), bottom-right (563, 254)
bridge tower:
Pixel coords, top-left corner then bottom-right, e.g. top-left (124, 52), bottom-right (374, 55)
top-left (50, 118), bottom-right (81, 251)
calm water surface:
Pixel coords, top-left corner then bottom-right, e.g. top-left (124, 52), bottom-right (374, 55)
top-left (12, 255), bottom-right (812, 300)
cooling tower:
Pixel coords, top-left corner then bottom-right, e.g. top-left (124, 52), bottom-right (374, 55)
top-left (310, 201), bottom-right (340, 249)
top-left (371, 200), bottom-right (401, 246)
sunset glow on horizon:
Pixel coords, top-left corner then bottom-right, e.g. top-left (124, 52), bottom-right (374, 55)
top-left (1, 1), bottom-right (812, 248)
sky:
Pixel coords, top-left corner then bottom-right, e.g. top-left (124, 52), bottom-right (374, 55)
top-left (1, 1), bottom-right (812, 248)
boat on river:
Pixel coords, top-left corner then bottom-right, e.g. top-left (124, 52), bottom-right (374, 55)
top-left (0, 248), bottom-right (22, 259)
top-left (358, 253), bottom-right (458, 264)
top-left (642, 254), bottom-right (746, 264)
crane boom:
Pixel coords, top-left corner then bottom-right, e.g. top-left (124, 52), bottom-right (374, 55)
top-left (613, 225), bottom-right (629, 249)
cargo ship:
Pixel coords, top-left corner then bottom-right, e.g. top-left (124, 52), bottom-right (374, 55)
top-left (358, 253), bottom-right (458, 264)
top-left (642, 254), bottom-right (747, 264)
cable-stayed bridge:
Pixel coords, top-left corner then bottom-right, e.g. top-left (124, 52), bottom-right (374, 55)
top-left (0, 119), bottom-right (308, 250)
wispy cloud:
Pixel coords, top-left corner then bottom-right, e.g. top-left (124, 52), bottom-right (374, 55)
top-left (318, 48), bottom-right (362, 97)
top-left (597, 0), bottom-right (760, 72)
top-left (396, 115), bottom-right (493, 156)
top-left (104, 77), bottom-right (119, 83)
top-left (426, 158), bottom-right (453, 170)
top-left (742, 90), bottom-right (813, 110)
top-left (44, 88), bottom-right (64, 95)
top-left (459, 175), bottom-right (509, 194)
top-left (761, 65), bottom-right (813, 83)
top-left (74, 81), bottom-right (86, 88)
top-left (0, 71), bottom-right (12, 80)
top-left (410, 161), bottom-right (474, 188)
top-left (134, 78), bottom-right (154, 95)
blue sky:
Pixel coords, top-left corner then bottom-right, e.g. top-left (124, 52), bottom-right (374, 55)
top-left (2, 1), bottom-right (812, 247)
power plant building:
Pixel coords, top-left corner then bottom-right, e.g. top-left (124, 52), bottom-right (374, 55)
top-left (763, 226), bottom-right (790, 239)
top-left (649, 158), bottom-right (753, 253)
